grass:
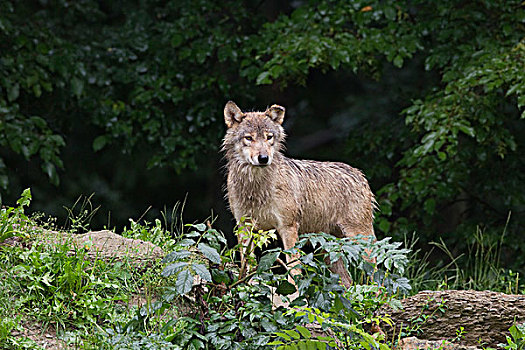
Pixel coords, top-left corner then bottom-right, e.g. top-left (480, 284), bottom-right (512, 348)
top-left (404, 214), bottom-right (523, 295)
top-left (0, 190), bottom-right (175, 349)
top-left (0, 236), bottom-right (160, 348)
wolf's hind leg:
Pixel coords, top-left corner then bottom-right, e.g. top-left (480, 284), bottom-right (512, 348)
top-left (328, 223), bottom-right (377, 287)
top-left (326, 257), bottom-right (353, 288)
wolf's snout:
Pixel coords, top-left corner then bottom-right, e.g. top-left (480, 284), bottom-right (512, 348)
top-left (258, 154), bottom-right (269, 165)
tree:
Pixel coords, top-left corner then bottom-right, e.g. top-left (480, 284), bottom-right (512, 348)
top-left (1, 0), bottom-right (523, 269)
top-left (244, 0), bottom-right (524, 258)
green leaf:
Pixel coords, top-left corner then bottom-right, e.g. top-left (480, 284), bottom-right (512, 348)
top-left (162, 261), bottom-right (187, 277)
top-left (211, 269), bottom-right (231, 284)
top-left (16, 188), bottom-right (32, 208)
top-left (192, 263), bottom-right (212, 282)
top-left (92, 135), bottom-right (107, 152)
top-left (458, 125), bottom-right (475, 137)
top-left (256, 71), bottom-right (272, 85)
top-left (276, 280), bottom-right (297, 295)
top-left (162, 250), bottom-right (191, 263)
top-left (257, 251), bottom-right (280, 272)
top-left (175, 268), bottom-right (194, 295)
top-left (296, 325), bottom-right (311, 339)
top-left (197, 243), bottom-right (221, 264)
top-left (284, 330), bottom-right (300, 340)
top-left (71, 77), bottom-right (84, 97)
top-left (8, 83), bottom-right (19, 102)
top-left (384, 6), bottom-right (396, 20)
top-left (0, 175), bottom-right (8, 190)
top-left (316, 342), bottom-right (327, 350)
top-left (275, 332), bottom-right (291, 341)
top-left (424, 198), bottom-right (436, 214)
top-left (171, 34), bottom-right (184, 47)
top-left (267, 341), bottom-right (284, 346)
top-left (378, 218), bottom-right (391, 233)
top-left (261, 319), bottom-right (277, 332)
top-left (509, 324), bottom-right (524, 340)
top-left (193, 223), bottom-right (206, 231)
top-left (42, 162), bottom-right (59, 186)
top-left (393, 55), bottom-right (403, 68)
top-left (30, 116), bottom-right (47, 129)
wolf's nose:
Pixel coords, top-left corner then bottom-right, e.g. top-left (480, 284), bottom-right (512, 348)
top-left (258, 155), bottom-right (269, 165)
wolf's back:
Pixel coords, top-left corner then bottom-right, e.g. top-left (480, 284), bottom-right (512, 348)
top-left (277, 157), bottom-right (375, 236)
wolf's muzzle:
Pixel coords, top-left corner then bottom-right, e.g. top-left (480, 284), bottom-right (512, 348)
top-left (258, 155), bottom-right (269, 165)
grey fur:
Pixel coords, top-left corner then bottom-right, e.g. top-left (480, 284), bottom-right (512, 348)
top-left (222, 101), bottom-right (376, 286)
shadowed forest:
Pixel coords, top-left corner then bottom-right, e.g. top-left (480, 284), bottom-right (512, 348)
top-left (1, 0), bottom-right (524, 349)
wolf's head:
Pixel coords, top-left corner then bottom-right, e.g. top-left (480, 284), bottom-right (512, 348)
top-left (222, 101), bottom-right (286, 167)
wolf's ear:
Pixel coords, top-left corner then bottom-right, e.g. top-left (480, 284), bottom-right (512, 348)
top-left (266, 104), bottom-right (285, 125)
top-left (224, 101), bottom-right (244, 128)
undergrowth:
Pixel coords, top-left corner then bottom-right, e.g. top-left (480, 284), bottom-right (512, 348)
top-left (0, 189), bottom-right (523, 349)
top-left (404, 217), bottom-right (523, 295)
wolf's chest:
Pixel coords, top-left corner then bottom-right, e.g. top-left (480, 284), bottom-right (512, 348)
top-left (228, 180), bottom-right (286, 230)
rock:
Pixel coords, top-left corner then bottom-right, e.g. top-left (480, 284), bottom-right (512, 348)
top-left (38, 229), bottom-right (164, 263)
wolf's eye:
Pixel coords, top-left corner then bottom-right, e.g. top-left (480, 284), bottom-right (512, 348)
top-left (244, 136), bottom-right (253, 141)
top-left (267, 134), bottom-right (274, 140)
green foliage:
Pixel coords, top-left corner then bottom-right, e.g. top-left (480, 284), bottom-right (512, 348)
top-left (295, 232), bottom-right (411, 295)
top-left (0, 190), bottom-right (168, 348)
top-left (4, 242), bottom-right (134, 330)
top-left (0, 188), bottom-right (32, 242)
top-left (500, 323), bottom-right (525, 350)
top-left (62, 194), bottom-right (100, 234)
top-left (1, 0), bottom-right (265, 187)
top-left (3, 191), bottom-right (523, 349)
top-left (122, 217), bottom-right (176, 251)
top-left (404, 225), bottom-right (523, 294)
top-left (153, 219), bottom-right (411, 349)
top-left (269, 291), bottom-right (394, 350)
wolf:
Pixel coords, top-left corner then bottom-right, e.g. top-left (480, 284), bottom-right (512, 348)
top-left (222, 101), bottom-right (376, 286)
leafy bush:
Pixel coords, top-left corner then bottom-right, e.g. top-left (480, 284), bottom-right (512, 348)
top-left (153, 218), bottom-right (411, 349)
